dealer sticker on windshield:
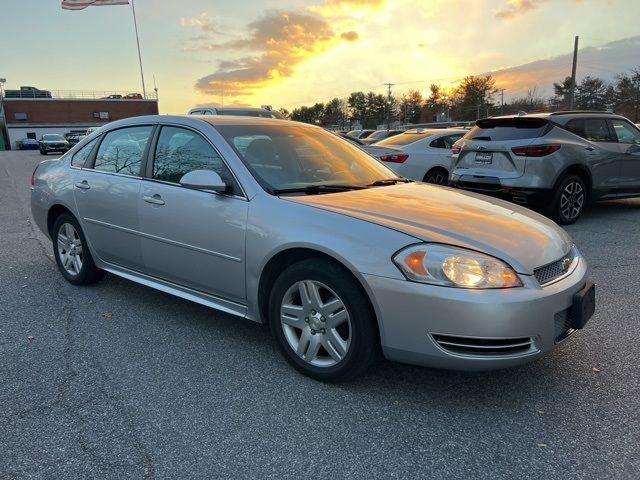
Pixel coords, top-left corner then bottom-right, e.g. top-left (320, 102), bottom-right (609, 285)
top-left (475, 152), bottom-right (493, 163)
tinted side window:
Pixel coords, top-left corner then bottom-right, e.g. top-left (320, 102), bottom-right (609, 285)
top-left (153, 126), bottom-right (238, 192)
top-left (429, 137), bottom-right (446, 148)
top-left (94, 126), bottom-right (152, 175)
top-left (566, 118), bottom-right (615, 142)
top-left (71, 137), bottom-right (98, 168)
top-left (610, 119), bottom-right (640, 144)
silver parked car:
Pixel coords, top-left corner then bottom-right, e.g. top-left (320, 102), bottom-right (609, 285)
top-left (450, 112), bottom-right (640, 224)
top-left (31, 115), bottom-right (595, 382)
top-left (365, 128), bottom-right (466, 183)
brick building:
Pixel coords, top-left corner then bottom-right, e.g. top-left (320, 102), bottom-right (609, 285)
top-left (1, 93), bottom-right (158, 149)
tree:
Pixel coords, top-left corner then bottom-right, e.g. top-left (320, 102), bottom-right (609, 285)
top-left (364, 91), bottom-right (386, 127)
top-left (612, 68), bottom-right (640, 121)
top-left (574, 76), bottom-right (610, 110)
top-left (503, 86), bottom-right (547, 114)
top-left (278, 108), bottom-right (290, 120)
top-left (347, 92), bottom-right (367, 124)
top-left (449, 75), bottom-right (497, 120)
top-left (398, 90), bottom-right (423, 124)
top-left (323, 98), bottom-right (346, 126)
top-left (553, 76), bottom-right (573, 108)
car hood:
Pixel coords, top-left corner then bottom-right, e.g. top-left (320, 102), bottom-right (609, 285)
top-left (285, 183), bottom-right (573, 274)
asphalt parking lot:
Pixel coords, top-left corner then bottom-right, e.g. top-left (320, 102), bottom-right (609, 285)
top-left (1, 149), bottom-right (639, 479)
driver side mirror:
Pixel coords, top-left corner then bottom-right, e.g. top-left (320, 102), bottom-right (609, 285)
top-left (179, 169), bottom-right (227, 193)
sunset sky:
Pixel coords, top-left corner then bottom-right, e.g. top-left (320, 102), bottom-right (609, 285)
top-left (1, 0), bottom-right (639, 113)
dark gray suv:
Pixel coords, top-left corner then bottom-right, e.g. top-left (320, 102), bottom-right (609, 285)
top-left (449, 112), bottom-right (640, 224)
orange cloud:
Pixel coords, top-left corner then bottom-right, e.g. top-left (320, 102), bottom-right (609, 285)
top-left (192, 10), bottom-right (357, 97)
top-left (495, 0), bottom-right (546, 19)
top-left (340, 30), bottom-right (359, 41)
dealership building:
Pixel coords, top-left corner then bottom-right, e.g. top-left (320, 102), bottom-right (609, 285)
top-left (0, 89), bottom-right (158, 149)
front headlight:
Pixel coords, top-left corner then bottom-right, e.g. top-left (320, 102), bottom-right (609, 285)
top-left (393, 244), bottom-right (522, 289)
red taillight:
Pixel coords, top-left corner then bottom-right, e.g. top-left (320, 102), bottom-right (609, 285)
top-left (511, 144), bottom-right (560, 157)
top-left (380, 153), bottom-right (409, 163)
top-left (451, 145), bottom-right (461, 155)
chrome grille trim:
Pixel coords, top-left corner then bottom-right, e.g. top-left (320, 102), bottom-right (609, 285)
top-left (534, 248), bottom-right (578, 286)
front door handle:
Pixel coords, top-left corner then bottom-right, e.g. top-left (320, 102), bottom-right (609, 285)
top-left (585, 146), bottom-right (596, 151)
top-left (143, 194), bottom-right (165, 206)
top-left (74, 180), bottom-right (90, 190)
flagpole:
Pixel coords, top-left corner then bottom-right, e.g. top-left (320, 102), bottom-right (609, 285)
top-left (130, 0), bottom-right (146, 98)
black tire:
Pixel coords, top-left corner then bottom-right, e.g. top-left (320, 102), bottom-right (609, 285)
top-left (268, 258), bottom-right (378, 382)
top-left (423, 167), bottom-right (448, 185)
top-left (548, 175), bottom-right (587, 225)
top-left (39, 149), bottom-right (46, 155)
top-left (52, 213), bottom-right (106, 285)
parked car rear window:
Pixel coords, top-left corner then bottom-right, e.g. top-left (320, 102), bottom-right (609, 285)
top-left (71, 137), bottom-right (98, 168)
top-left (463, 118), bottom-right (550, 141)
top-left (93, 126), bottom-right (153, 176)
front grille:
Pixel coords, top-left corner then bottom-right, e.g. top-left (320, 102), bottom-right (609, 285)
top-left (534, 250), bottom-right (576, 286)
top-left (554, 308), bottom-right (575, 342)
top-left (432, 334), bottom-right (535, 357)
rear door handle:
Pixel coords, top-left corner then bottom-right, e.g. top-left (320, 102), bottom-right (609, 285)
top-left (74, 180), bottom-right (90, 190)
top-left (143, 194), bottom-right (165, 206)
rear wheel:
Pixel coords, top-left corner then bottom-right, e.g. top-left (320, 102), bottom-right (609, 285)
top-left (268, 258), bottom-right (378, 382)
top-left (39, 149), bottom-right (46, 155)
top-left (549, 175), bottom-right (587, 225)
top-left (52, 213), bottom-right (106, 285)
top-left (423, 168), bottom-right (448, 185)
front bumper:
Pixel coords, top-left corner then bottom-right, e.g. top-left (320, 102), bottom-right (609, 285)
top-left (364, 256), bottom-right (590, 371)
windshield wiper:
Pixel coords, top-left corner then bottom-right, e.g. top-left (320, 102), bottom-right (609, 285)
top-left (272, 184), bottom-right (369, 195)
top-left (367, 178), bottom-right (413, 186)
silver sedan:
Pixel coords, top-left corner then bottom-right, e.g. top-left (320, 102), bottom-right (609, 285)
top-left (30, 115), bottom-right (595, 382)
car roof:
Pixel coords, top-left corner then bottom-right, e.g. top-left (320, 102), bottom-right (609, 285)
top-left (98, 114), bottom-right (314, 130)
top-left (486, 111), bottom-right (630, 122)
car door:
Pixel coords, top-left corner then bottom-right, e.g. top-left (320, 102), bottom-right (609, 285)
top-left (73, 125), bottom-right (154, 270)
top-left (564, 118), bottom-right (620, 192)
top-left (137, 124), bottom-right (248, 304)
top-left (608, 118), bottom-right (640, 192)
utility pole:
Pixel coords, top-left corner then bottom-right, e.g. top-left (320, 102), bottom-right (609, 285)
top-left (500, 88), bottom-right (505, 114)
top-left (568, 35), bottom-right (579, 110)
top-left (131, 0), bottom-right (146, 98)
top-left (384, 83), bottom-right (394, 131)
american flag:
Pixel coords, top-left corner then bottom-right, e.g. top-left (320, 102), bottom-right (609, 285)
top-left (62, 0), bottom-right (129, 10)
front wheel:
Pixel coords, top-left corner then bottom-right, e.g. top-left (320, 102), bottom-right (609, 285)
top-left (549, 175), bottom-right (587, 225)
top-left (52, 213), bottom-right (106, 285)
top-left (268, 259), bottom-right (378, 382)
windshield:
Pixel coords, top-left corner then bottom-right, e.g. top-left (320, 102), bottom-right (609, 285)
top-left (216, 125), bottom-right (397, 193)
top-left (43, 134), bottom-right (65, 141)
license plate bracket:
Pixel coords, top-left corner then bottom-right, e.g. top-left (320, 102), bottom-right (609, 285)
top-left (571, 282), bottom-right (595, 329)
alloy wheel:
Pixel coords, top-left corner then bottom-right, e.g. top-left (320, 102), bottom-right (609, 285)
top-left (280, 280), bottom-right (351, 367)
top-left (426, 171), bottom-right (446, 185)
top-left (560, 181), bottom-right (585, 221)
top-left (57, 223), bottom-right (83, 276)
